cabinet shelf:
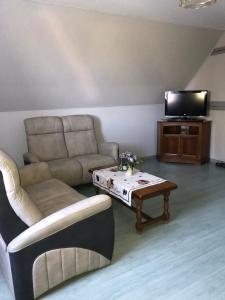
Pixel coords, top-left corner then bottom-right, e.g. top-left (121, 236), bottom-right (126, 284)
top-left (180, 134), bottom-right (199, 137)
top-left (157, 120), bottom-right (211, 164)
top-left (163, 134), bottom-right (199, 137)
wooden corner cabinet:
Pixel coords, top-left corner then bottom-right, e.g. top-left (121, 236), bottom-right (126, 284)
top-left (157, 120), bottom-right (211, 164)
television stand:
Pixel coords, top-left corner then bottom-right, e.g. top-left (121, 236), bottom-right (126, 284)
top-left (157, 119), bottom-right (211, 164)
top-left (164, 117), bottom-right (206, 122)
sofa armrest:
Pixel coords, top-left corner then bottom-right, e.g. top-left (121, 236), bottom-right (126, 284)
top-left (19, 162), bottom-right (52, 188)
top-left (98, 142), bottom-right (119, 162)
top-left (7, 195), bottom-right (112, 253)
top-left (23, 152), bottom-right (40, 165)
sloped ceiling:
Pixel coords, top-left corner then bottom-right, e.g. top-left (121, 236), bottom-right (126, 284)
top-left (30, 0), bottom-right (225, 30)
top-left (0, 0), bottom-right (222, 111)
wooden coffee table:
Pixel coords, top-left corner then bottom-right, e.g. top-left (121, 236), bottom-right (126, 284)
top-left (132, 181), bottom-right (177, 232)
top-left (89, 166), bottom-right (177, 233)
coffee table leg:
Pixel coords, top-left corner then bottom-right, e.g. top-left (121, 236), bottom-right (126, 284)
top-left (135, 197), bottom-right (143, 233)
top-left (95, 187), bottom-right (100, 195)
top-left (163, 191), bottom-right (170, 223)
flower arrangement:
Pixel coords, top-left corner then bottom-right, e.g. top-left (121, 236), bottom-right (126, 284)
top-left (124, 152), bottom-right (137, 169)
top-left (119, 151), bottom-right (142, 173)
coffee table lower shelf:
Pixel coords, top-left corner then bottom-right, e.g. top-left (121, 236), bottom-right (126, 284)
top-left (95, 181), bottom-right (177, 233)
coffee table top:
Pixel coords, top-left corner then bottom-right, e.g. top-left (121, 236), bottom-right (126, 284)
top-left (133, 181), bottom-right (177, 200)
top-left (89, 165), bottom-right (177, 201)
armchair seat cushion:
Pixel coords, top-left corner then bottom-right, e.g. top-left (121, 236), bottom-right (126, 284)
top-left (48, 158), bottom-right (82, 187)
top-left (76, 154), bottom-right (115, 183)
top-left (25, 179), bottom-right (85, 216)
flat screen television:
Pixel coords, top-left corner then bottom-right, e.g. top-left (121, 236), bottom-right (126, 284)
top-left (165, 90), bottom-right (208, 118)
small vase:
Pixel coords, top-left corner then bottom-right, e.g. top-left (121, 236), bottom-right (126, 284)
top-left (125, 166), bottom-right (133, 177)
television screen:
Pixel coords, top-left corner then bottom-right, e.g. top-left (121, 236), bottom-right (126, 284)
top-left (165, 90), bottom-right (208, 117)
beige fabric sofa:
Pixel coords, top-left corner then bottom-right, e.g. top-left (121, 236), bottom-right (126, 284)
top-left (0, 150), bottom-right (114, 300)
top-left (23, 115), bottom-right (119, 186)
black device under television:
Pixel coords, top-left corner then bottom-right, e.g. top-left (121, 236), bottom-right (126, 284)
top-left (165, 90), bottom-right (208, 119)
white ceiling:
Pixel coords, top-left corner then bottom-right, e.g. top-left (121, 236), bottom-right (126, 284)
top-left (30, 0), bottom-right (225, 30)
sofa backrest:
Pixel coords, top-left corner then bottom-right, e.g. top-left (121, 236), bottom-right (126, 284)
top-left (62, 115), bottom-right (98, 157)
top-left (24, 117), bottom-right (68, 161)
top-left (0, 150), bottom-right (43, 227)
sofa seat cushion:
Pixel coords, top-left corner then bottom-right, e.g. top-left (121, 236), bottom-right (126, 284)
top-left (25, 179), bottom-right (86, 216)
top-left (75, 154), bottom-right (116, 184)
top-left (48, 158), bottom-right (82, 187)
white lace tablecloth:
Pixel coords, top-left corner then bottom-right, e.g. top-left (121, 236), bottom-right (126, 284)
top-left (93, 167), bottom-right (166, 206)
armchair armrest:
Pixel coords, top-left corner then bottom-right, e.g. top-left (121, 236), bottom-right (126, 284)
top-left (23, 152), bottom-right (40, 165)
top-left (7, 195), bottom-right (111, 253)
top-left (19, 162), bottom-right (52, 188)
top-left (98, 142), bottom-right (119, 162)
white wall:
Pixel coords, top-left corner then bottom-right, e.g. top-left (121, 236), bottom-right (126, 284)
top-left (0, 104), bottom-right (163, 166)
top-left (187, 32), bottom-right (225, 161)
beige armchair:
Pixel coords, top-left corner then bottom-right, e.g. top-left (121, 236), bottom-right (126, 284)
top-left (23, 115), bottom-right (119, 186)
top-left (0, 150), bottom-right (114, 300)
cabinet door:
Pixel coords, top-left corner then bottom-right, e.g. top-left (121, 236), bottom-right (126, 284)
top-left (161, 135), bottom-right (180, 158)
top-left (180, 136), bottom-right (200, 160)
